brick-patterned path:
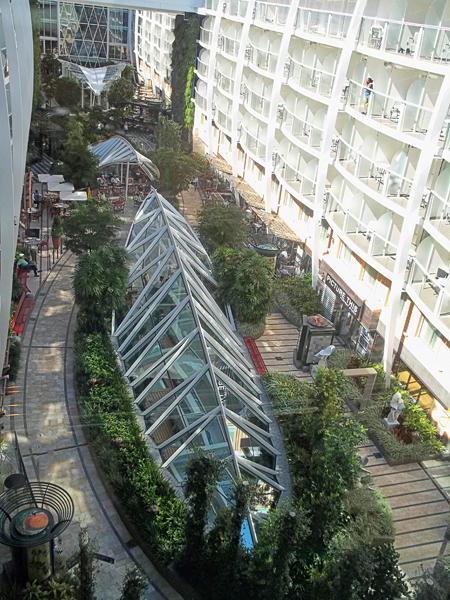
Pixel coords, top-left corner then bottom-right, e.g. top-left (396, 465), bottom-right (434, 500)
top-left (2, 204), bottom-right (183, 599)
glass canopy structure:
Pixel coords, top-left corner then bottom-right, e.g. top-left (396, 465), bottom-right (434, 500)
top-left (89, 136), bottom-right (160, 182)
top-left (59, 60), bottom-right (126, 96)
top-left (112, 191), bottom-right (284, 535)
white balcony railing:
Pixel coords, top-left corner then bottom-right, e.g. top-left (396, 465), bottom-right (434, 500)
top-left (216, 70), bottom-right (235, 94)
top-left (295, 7), bottom-right (353, 40)
top-left (334, 136), bottom-right (414, 207)
top-left (282, 104), bottom-right (324, 149)
top-left (196, 59), bottom-right (209, 78)
top-left (243, 87), bottom-right (271, 118)
top-left (408, 258), bottom-right (450, 326)
top-left (358, 18), bottom-right (450, 64)
top-left (216, 108), bottom-right (232, 133)
top-left (195, 91), bottom-right (207, 112)
top-left (253, 1), bottom-right (290, 27)
top-left (423, 188), bottom-right (450, 244)
top-left (222, 35), bottom-right (240, 58)
top-left (248, 43), bottom-right (278, 73)
top-left (200, 27), bottom-right (213, 47)
top-left (240, 123), bottom-right (266, 160)
top-left (326, 191), bottom-right (398, 269)
top-left (224, 0), bottom-right (249, 18)
top-left (346, 80), bottom-right (434, 139)
top-left (288, 55), bottom-right (336, 99)
top-left (276, 156), bottom-right (317, 198)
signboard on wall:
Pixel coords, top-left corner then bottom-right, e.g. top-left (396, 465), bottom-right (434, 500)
top-left (325, 273), bottom-right (361, 319)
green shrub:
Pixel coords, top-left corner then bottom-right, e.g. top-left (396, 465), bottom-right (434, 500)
top-left (8, 339), bottom-right (21, 382)
top-left (327, 348), bottom-right (353, 370)
top-left (275, 276), bottom-right (322, 318)
top-left (236, 318), bottom-right (266, 339)
top-left (11, 274), bottom-right (23, 303)
top-left (74, 331), bottom-right (185, 563)
top-left (212, 248), bottom-right (274, 324)
top-left (273, 287), bottom-right (303, 328)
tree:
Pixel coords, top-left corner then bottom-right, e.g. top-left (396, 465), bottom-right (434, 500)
top-left (61, 121), bottom-right (100, 190)
top-left (212, 248), bottom-right (274, 324)
top-left (121, 64), bottom-right (135, 82)
top-left (157, 115), bottom-right (182, 152)
top-left (73, 245), bottom-right (129, 331)
top-left (314, 543), bottom-right (408, 600)
top-left (74, 528), bottom-right (97, 600)
top-left (197, 203), bottom-right (249, 252)
top-left (54, 77), bottom-right (82, 109)
top-left (150, 148), bottom-right (201, 197)
top-left (63, 200), bottom-right (121, 254)
top-left (178, 452), bottom-right (224, 585)
top-left (247, 506), bottom-right (311, 600)
top-left (120, 568), bottom-right (148, 600)
top-left (107, 78), bottom-right (135, 108)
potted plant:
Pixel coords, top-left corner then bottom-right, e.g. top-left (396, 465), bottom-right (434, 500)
top-left (51, 215), bottom-right (63, 249)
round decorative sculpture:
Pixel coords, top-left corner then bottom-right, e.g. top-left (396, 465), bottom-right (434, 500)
top-left (0, 482), bottom-right (74, 548)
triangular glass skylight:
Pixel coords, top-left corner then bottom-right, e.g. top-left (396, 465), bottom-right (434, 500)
top-left (113, 190), bottom-right (284, 541)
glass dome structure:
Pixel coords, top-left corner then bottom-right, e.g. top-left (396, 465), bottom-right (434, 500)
top-left (112, 191), bottom-right (284, 535)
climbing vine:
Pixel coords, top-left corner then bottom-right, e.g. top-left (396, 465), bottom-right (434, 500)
top-left (171, 13), bottom-right (199, 133)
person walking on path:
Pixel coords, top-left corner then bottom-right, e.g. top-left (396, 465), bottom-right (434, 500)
top-left (17, 254), bottom-right (41, 277)
top-left (192, 177), bottom-right (199, 190)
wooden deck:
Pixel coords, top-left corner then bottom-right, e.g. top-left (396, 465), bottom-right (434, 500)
top-left (256, 313), bottom-right (311, 379)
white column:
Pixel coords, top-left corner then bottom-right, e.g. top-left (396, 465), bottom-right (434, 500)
top-left (382, 71), bottom-right (450, 384)
top-left (125, 162), bottom-right (130, 200)
top-left (311, 0), bottom-right (368, 288)
top-left (263, 1), bottom-right (299, 213)
top-left (230, 0), bottom-right (256, 177)
top-left (205, 6), bottom-right (225, 154)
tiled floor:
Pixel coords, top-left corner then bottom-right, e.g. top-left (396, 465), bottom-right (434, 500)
top-left (360, 442), bottom-right (450, 581)
top-left (2, 201), bottom-right (182, 599)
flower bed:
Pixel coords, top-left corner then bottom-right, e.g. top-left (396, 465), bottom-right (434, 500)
top-left (273, 275), bottom-right (322, 328)
top-left (358, 398), bottom-right (444, 464)
top-left (74, 331), bottom-right (185, 563)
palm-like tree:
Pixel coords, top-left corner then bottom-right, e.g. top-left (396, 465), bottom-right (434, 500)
top-left (73, 245), bottom-right (129, 331)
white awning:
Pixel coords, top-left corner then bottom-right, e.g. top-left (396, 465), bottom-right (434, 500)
top-left (89, 136), bottom-right (159, 181)
top-left (47, 182), bottom-right (75, 193)
top-left (39, 174), bottom-right (64, 184)
top-left (59, 191), bottom-right (88, 201)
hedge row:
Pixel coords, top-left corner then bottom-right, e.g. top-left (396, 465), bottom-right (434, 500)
top-left (74, 331), bottom-right (186, 564)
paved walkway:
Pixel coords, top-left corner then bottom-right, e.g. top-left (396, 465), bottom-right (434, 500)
top-left (361, 441), bottom-right (450, 581)
top-left (3, 204), bottom-right (183, 598)
top-left (255, 312), bottom-right (310, 378)
top-left (179, 185), bottom-right (202, 227)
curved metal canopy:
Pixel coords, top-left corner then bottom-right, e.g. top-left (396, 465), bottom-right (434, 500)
top-left (89, 136), bottom-right (159, 181)
top-left (59, 60), bottom-right (126, 96)
top-left (112, 190), bottom-right (285, 542)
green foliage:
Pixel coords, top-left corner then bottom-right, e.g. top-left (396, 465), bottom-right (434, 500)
top-left (212, 247), bottom-right (274, 324)
top-left (51, 215), bottom-right (64, 240)
top-left (11, 273), bottom-right (23, 303)
top-left (412, 556), bottom-right (450, 599)
top-left (171, 15), bottom-right (199, 129)
top-left (402, 399), bottom-right (442, 451)
top-left (107, 77), bottom-right (135, 108)
top-left (121, 64), bottom-right (135, 82)
top-left (197, 203), bottom-right (249, 252)
top-left (8, 338), bottom-right (21, 382)
top-left (275, 275), bottom-right (322, 319)
top-left (61, 122), bottom-right (100, 190)
top-left (73, 246), bottom-right (129, 331)
top-left (179, 451), bottom-right (224, 582)
top-left (273, 287), bottom-right (304, 328)
top-left (184, 65), bottom-right (195, 129)
top-left (74, 331), bottom-right (185, 562)
top-left (30, 0), bottom-right (42, 115)
top-left (120, 568), bottom-right (148, 600)
top-left (74, 528), bottom-right (97, 600)
top-left (313, 543), bottom-right (408, 600)
top-left (327, 348), bottom-right (353, 370)
top-left (149, 149), bottom-right (207, 197)
top-left (247, 506), bottom-right (311, 600)
top-left (63, 200), bottom-right (121, 254)
top-left (358, 402), bottom-right (443, 461)
top-left (235, 317), bottom-right (266, 339)
top-left (157, 115), bottom-right (182, 152)
top-left (54, 77), bottom-right (81, 109)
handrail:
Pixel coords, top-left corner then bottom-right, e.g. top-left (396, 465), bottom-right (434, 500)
top-left (240, 123), bottom-right (267, 156)
top-left (283, 103), bottom-right (325, 135)
top-left (289, 53), bottom-right (337, 79)
top-left (336, 135), bottom-right (415, 192)
top-left (347, 78), bottom-right (434, 115)
top-left (360, 15), bottom-right (450, 34)
top-left (328, 190), bottom-right (399, 250)
top-left (296, 6), bottom-right (354, 19)
top-left (276, 155), bottom-right (317, 186)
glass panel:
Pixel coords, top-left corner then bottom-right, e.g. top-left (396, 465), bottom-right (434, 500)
top-left (119, 275), bottom-right (187, 352)
top-left (166, 417), bottom-right (231, 481)
top-left (207, 342), bottom-right (255, 395)
top-left (137, 334), bottom-right (206, 408)
top-left (134, 232), bottom-right (172, 274)
top-left (126, 304), bottom-right (197, 380)
top-left (228, 422), bottom-right (275, 470)
top-left (241, 470), bottom-right (280, 511)
top-left (199, 315), bottom-right (242, 363)
top-left (218, 381), bottom-right (268, 432)
top-left (145, 373), bottom-right (218, 442)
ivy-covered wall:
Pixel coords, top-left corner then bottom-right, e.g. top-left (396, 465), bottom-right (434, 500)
top-left (171, 13), bottom-right (199, 131)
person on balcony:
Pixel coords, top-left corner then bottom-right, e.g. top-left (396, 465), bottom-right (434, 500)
top-left (363, 78), bottom-right (373, 114)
